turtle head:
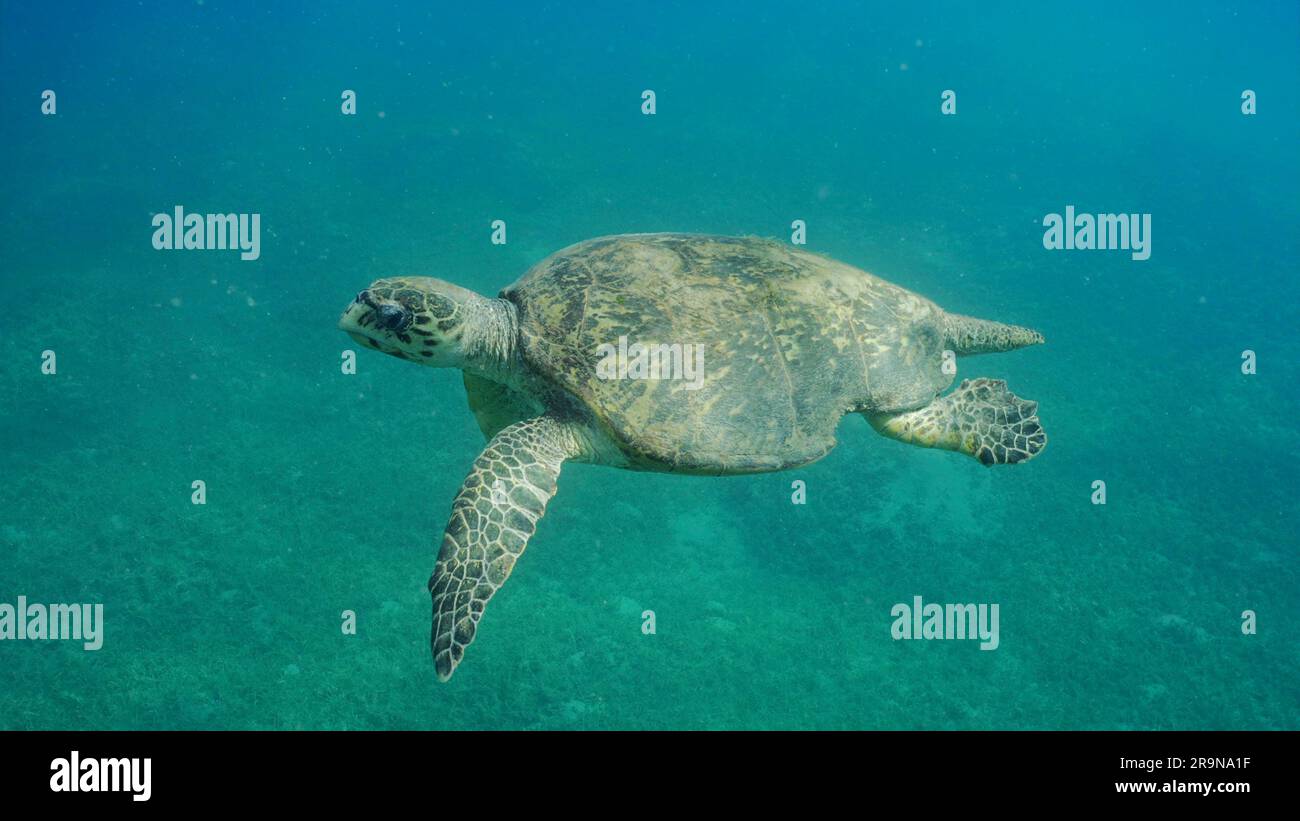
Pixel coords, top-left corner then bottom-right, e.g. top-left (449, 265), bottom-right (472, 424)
top-left (339, 277), bottom-right (484, 367)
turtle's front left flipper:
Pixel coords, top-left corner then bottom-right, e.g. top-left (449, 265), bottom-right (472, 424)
top-left (429, 415), bottom-right (583, 681)
top-left (867, 378), bottom-right (1046, 466)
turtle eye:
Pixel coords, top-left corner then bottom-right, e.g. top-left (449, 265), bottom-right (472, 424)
top-left (376, 304), bottom-right (409, 331)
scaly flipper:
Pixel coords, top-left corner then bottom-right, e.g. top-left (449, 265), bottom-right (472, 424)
top-left (429, 415), bottom-right (583, 680)
top-left (867, 378), bottom-right (1046, 465)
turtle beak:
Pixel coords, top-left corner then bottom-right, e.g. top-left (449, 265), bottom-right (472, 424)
top-left (339, 305), bottom-right (385, 353)
top-left (341, 290), bottom-right (386, 343)
top-left (338, 300), bottom-right (365, 334)
top-left (340, 292), bottom-right (412, 336)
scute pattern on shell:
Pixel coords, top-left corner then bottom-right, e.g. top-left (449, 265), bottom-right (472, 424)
top-left (502, 234), bottom-right (952, 472)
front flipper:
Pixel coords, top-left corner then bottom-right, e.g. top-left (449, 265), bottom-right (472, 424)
top-left (430, 415), bottom-right (583, 681)
top-left (867, 378), bottom-right (1046, 466)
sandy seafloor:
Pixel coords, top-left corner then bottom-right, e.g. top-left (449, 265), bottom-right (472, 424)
top-left (0, 2), bottom-right (1296, 728)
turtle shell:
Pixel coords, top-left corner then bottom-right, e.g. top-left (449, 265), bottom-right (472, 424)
top-left (502, 234), bottom-right (949, 473)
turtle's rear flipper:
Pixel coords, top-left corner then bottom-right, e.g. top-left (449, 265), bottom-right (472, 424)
top-left (867, 378), bottom-right (1046, 466)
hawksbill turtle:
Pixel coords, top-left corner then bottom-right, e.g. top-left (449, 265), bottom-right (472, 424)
top-left (338, 233), bottom-right (1047, 680)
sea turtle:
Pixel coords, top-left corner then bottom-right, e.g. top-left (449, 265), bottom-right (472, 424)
top-left (338, 233), bottom-right (1046, 680)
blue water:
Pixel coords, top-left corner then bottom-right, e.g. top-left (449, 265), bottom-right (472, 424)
top-left (1, 1), bottom-right (1296, 729)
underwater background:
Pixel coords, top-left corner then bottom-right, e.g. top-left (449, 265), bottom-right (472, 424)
top-left (1, 0), bottom-right (1297, 730)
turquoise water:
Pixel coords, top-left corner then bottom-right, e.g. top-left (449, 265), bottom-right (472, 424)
top-left (1, 1), bottom-right (1296, 729)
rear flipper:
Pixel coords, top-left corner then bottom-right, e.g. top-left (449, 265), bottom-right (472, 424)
top-left (867, 378), bottom-right (1046, 466)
